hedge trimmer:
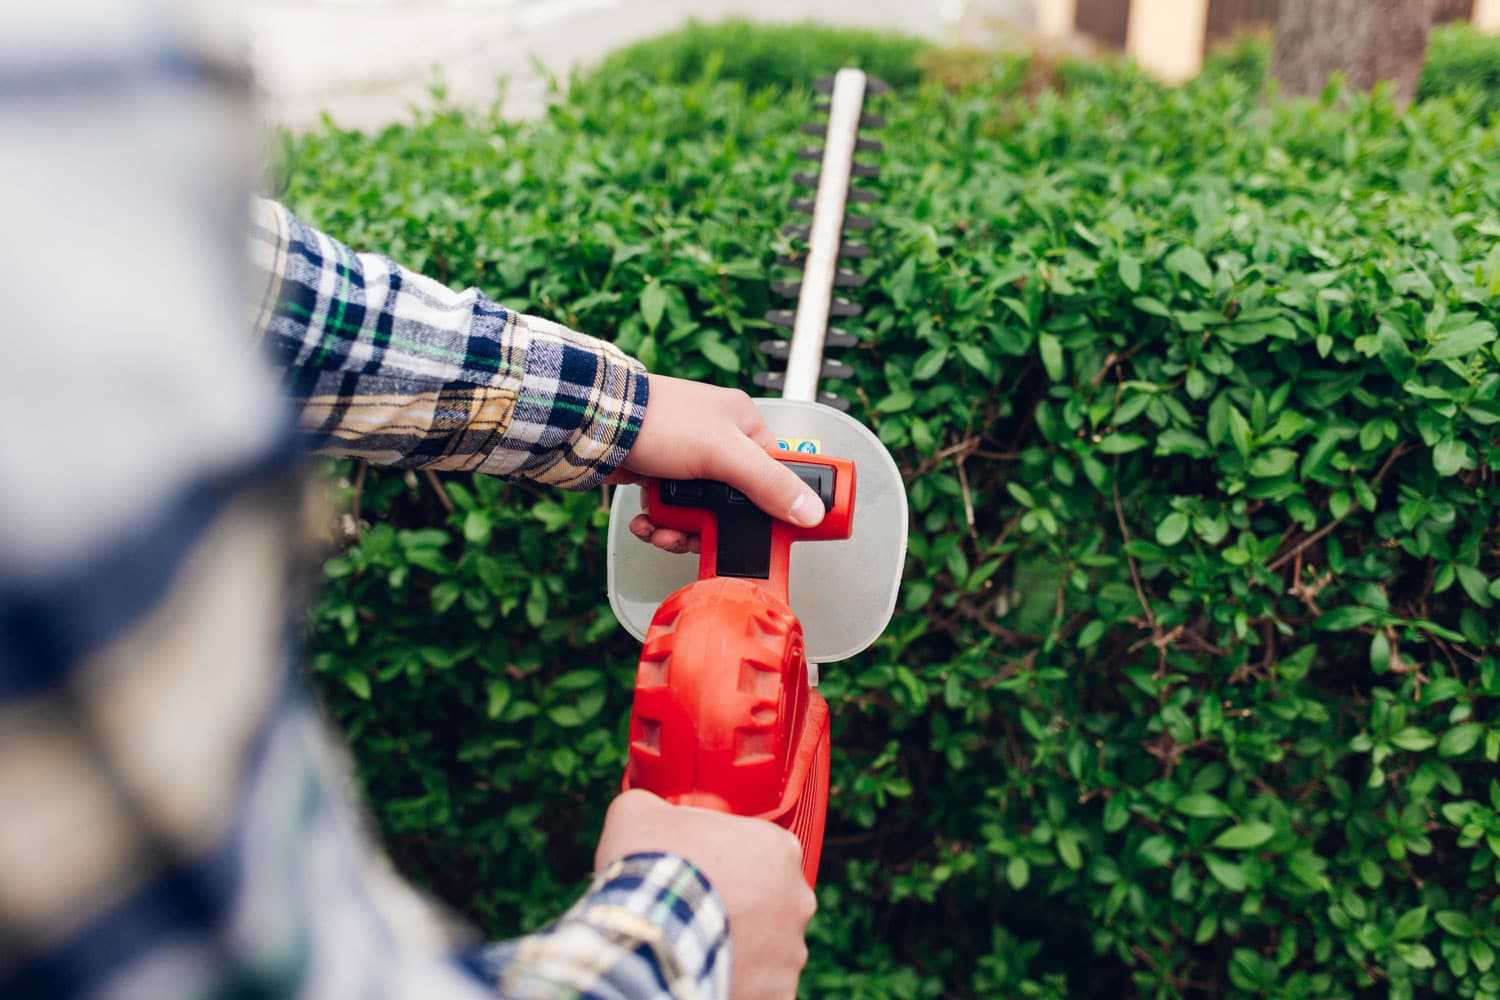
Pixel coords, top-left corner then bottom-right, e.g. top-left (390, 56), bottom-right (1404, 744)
top-left (606, 68), bottom-right (908, 884)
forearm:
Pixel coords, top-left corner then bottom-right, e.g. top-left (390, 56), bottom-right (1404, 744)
top-left (465, 853), bottom-right (731, 1000)
top-left (247, 198), bottom-right (648, 488)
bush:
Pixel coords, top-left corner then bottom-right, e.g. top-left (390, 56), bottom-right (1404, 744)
top-left (583, 18), bottom-right (928, 94)
top-left (1421, 23), bottom-right (1500, 115)
top-left (286, 31), bottom-right (1500, 1000)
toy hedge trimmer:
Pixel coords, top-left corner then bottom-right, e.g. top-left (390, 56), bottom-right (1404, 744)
top-left (607, 68), bottom-right (908, 885)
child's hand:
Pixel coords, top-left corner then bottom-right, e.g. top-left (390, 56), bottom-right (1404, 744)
top-left (609, 374), bottom-right (824, 554)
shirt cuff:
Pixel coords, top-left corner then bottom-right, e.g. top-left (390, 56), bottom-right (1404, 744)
top-left (463, 852), bottom-right (730, 1000)
top-left (479, 310), bottom-right (650, 490)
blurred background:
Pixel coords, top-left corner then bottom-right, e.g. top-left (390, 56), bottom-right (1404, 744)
top-left (261, 1), bottom-right (1500, 997)
top-left (248, 0), bottom-right (1500, 128)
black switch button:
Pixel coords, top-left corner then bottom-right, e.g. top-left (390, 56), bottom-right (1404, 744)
top-left (786, 462), bottom-right (836, 513)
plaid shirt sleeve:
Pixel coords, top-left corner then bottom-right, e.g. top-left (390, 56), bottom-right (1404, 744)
top-left (0, 6), bottom-right (733, 1000)
top-left (246, 198), bottom-right (649, 490)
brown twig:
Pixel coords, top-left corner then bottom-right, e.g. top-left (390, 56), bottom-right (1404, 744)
top-left (956, 456), bottom-right (979, 548)
top-left (1112, 472), bottom-right (1168, 678)
top-left (1267, 444), bottom-right (1411, 573)
top-left (345, 460), bottom-right (367, 541)
top-left (424, 468), bottom-right (456, 515)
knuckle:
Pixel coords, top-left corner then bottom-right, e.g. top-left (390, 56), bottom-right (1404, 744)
top-left (798, 885), bottom-right (818, 921)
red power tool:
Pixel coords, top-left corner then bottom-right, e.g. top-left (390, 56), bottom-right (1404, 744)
top-left (621, 452), bottom-right (856, 884)
top-left (606, 67), bottom-right (904, 887)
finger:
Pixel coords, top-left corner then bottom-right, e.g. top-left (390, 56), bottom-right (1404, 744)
top-left (705, 436), bottom-right (824, 527)
top-left (629, 514), bottom-right (654, 540)
top-left (605, 468), bottom-right (646, 487)
top-left (649, 528), bottom-right (694, 554)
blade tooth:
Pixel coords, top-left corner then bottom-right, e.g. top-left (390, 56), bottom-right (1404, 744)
top-left (765, 309), bottom-right (797, 328)
top-left (821, 359), bottom-right (854, 379)
top-left (781, 223), bottom-right (810, 240)
top-left (813, 76), bottom-right (835, 93)
top-left (854, 138), bottom-right (883, 153)
top-left (775, 253), bottom-right (805, 268)
top-left (792, 171), bottom-right (820, 187)
top-left (834, 271), bottom-right (867, 288)
top-left (860, 113), bottom-right (886, 128)
top-left (815, 101), bottom-right (831, 113)
top-left (759, 339), bottom-right (790, 360)
top-left (851, 162), bottom-right (879, 178)
top-left (866, 76), bottom-right (891, 94)
top-left (789, 197), bottom-right (815, 213)
top-left (754, 370), bottom-right (786, 389)
top-left (829, 300), bottom-right (863, 318)
top-left (847, 188), bottom-right (876, 204)
top-left (839, 243), bottom-right (871, 259)
top-left (770, 281), bottom-right (801, 297)
top-left (818, 391), bottom-right (851, 412)
top-left (796, 147), bottom-right (824, 161)
top-left (800, 122), bottom-right (827, 136)
top-left (825, 330), bottom-right (858, 348)
top-left (844, 215), bottom-right (874, 231)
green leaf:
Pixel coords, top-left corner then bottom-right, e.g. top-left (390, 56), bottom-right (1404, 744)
top-left (640, 280), bottom-right (667, 332)
top-left (1118, 252), bottom-right (1142, 292)
top-left (1137, 834), bottom-right (1175, 867)
top-left (1316, 606), bottom-right (1380, 631)
top-left (1098, 434), bottom-right (1148, 455)
top-left (913, 347), bottom-right (949, 380)
top-left (1434, 437), bottom-right (1474, 477)
top-left (1249, 448), bottom-right (1297, 478)
top-left (1175, 792), bottom-right (1231, 818)
top-left (1156, 512), bottom-right (1190, 546)
top-left (1212, 822), bottom-right (1274, 851)
top-left (343, 670), bottom-right (371, 700)
top-left (1394, 904), bottom-right (1429, 941)
top-left (1390, 727), bottom-right (1435, 752)
top-left (1038, 331), bottom-right (1066, 382)
top-left (463, 510), bottom-right (492, 545)
top-left (1227, 405), bottom-right (1252, 461)
top-left (1166, 245), bottom-right (1213, 288)
top-left (1439, 723), bottom-right (1483, 758)
top-left (1456, 565), bottom-right (1493, 608)
top-left (1055, 830), bottom-right (1083, 870)
top-left (1204, 853), bottom-right (1248, 892)
top-left (877, 391), bottom-right (914, 414)
top-left (1006, 855), bottom-right (1030, 890)
top-left (1436, 910), bottom-right (1475, 937)
top-left (955, 342), bottom-right (994, 378)
top-left (1426, 320), bottom-right (1496, 360)
top-left (697, 331), bottom-right (741, 372)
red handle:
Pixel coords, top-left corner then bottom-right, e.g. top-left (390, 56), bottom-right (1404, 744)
top-left (622, 449), bottom-right (856, 885)
top-left (641, 450), bottom-right (856, 604)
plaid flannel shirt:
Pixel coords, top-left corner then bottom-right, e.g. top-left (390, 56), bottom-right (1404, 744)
top-left (0, 4), bottom-right (729, 999)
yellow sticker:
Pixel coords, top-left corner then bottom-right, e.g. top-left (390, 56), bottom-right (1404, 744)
top-left (775, 437), bottom-right (821, 455)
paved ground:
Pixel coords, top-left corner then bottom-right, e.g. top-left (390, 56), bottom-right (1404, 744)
top-left (246, 0), bottom-right (1032, 130)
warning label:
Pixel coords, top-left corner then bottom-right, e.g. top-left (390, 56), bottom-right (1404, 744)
top-left (775, 437), bottom-right (821, 455)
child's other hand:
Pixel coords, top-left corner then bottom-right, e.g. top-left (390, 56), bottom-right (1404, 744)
top-left (609, 374), bottom-right (824, 554)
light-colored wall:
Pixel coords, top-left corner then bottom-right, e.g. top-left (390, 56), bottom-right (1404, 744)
top-left (1126, 0), bottom-right (1209, 83)
top-left (1034, 0), bottom-right (1077, 38)
top-left (1476, 0), bottom-right (1500, 33)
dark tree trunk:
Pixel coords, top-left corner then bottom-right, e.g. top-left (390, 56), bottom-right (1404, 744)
top-left (1272, 0), bottom-right (1434, 102)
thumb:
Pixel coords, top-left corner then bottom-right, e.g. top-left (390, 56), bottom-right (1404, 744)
top-left (708, 437), bottom-right (825, 527)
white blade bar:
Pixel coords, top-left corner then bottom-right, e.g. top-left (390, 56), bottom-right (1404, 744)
top-left (782, 67), bottom-right (867, 401)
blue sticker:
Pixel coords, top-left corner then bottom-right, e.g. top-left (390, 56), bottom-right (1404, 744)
top-left (797, 441), bottom-right (818, 453)
top-left (776, 439), bottom-right (790, 450)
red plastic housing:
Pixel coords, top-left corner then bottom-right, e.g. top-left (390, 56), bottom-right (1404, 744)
top-left (622, 450), bottom-right (855, 885)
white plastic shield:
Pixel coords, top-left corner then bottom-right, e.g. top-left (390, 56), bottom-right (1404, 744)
top-left (606, 398), bottom-right (908, 664)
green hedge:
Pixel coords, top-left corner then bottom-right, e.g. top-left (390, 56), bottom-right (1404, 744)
top-left (287, 33), bottom-right (1500, 1000)
top-left (583, 18), bottom-right (929, 94)
top-left (1421, 24), bottom-right (1500, 115)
